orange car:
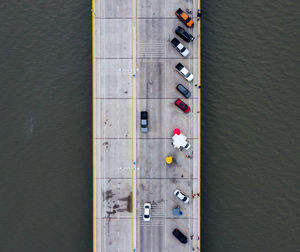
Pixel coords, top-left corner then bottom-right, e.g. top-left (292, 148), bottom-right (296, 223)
top-left (175, 8), bottom-right (194, 28)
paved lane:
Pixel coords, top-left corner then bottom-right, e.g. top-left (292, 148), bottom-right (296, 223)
top-left (94, 0), bottom-right (135, 251)
top-left (136, 1), bottom-right (200, 252)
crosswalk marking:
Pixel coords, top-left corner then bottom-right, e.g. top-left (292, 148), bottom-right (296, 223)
top-left (138, 42), bottom-right (166, 59)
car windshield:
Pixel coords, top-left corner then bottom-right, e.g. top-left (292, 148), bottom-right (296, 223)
top-left (180, 48), bottom-right (186, 52)
top-left (183, 196), bottom-right (187, 201)
top-left (186, 17), bottom-right (191, 23)
top-left (186, 72), bottom-right (191, 77)
top-left (144, 215), bottom-right (149, 218)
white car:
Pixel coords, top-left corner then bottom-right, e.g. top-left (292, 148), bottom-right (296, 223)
top-left (143, 203), bottom-right (151, 221)
top-left (175, 63), bottom-right (194, 82)
top-left (174, 189), bottom-right (190, 204)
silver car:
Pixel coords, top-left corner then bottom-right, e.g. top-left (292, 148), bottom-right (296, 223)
top-left (171, 38), bottom-right (189, 57)
top-left (175, 63), bottom-right (194, 82)
top-left (141, 111), bottom-right (148, 133)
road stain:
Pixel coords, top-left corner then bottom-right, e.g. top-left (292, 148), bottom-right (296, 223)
top-left (119, 194), bottom-right (132, 212)
top-left (105, 190), bottom-right (115, 200)
top-left (140, 183), bottom-right (145, 191)
top-left (113, 204), bottom-right (119, 209)
top-left (106, 210), bottom-right (116, 215)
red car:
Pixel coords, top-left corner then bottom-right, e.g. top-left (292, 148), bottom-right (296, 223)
top-left (175, 99), bottom-right (190, 113)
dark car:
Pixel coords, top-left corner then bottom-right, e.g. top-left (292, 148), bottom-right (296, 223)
top-left (140, 111), bottom-right (148, 133)
top-left (175, 26), bottom-right (195, 42)
top-left (176, 84), bottom-right (191, 98)
top-left (172, 228), bottom-right (188, 244)
top-left (175, 99), bottom-right (190, 113)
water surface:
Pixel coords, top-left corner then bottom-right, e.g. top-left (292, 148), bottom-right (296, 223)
top-left (202, 1), bottom-right (300, 251)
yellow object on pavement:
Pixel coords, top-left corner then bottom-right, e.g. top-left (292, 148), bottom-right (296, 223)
top-left (166, 156), bottom-right (173, 164)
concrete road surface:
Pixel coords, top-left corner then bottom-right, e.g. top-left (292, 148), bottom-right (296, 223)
top-left (94, 0), bottom-right (200, 251)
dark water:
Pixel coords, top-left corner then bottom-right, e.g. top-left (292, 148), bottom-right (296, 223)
top-left (0, 0), bottom-right (299, 252)
top-left (0, 0), bottom-right (92, 251)
top-left (201, 1), bottom-right (300, 252)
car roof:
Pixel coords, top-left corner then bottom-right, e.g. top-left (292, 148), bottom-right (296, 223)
top-left (177, 84), bottom-right (186, 90)
top-left (183, 30), bottom-right (190, 36)
top-left (173, 228), bottom-right (186, 238)
top-left (181, 12), bottom-right (188, 19)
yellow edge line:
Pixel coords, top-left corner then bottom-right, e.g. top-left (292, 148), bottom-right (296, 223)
top-left (92, 0), bottom-right (96, 251)
top-left (130, 0), bottom-right (134, 250)
top-left (198, 0), bottom-right (201, 251)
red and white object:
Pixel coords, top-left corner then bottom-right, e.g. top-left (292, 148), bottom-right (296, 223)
top-left (172, 129), bottom-right (191, 151)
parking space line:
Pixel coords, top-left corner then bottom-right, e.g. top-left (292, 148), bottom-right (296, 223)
top-left (95, 97), bottom-right (200, 100)
top-left (96, 57), bottom-right (200, 59)
top-left (96, 177), bottom-right (199, 180)
top-left (95, 137), bottom-right (199, 139)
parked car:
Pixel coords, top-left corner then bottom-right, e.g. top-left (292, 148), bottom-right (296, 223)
top-left (176, 84), bottom-right (191, 98)
top-left (175, 63), bottom-right (194, 82)
top-left (143, 203), bottom-right (151, 221)
top-left (175, 8), bottom-right (194, 28)
top-left (174, 189), bottom-right (190, 203)
top-left (171, 38), bottom-right (189, 57)
top-left (174, 99), bottom-right (190, 113)
top-left (172, 228), bottom-right (188, 244)
top-left (175, 26), bottom-right (195, 42)
top-left (140, 111), bottom-right (148, 133)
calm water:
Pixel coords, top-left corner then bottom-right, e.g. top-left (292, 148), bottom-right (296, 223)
top-left (202, 1), bottom-right (300, 251)
top-left (0, 0), bottom-right (299, 251)
top-left (0, 0), bottom-right (92, 251)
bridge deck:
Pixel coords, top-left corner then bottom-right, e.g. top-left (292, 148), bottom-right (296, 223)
top-left (93, 0), bottom-right (201, 251)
